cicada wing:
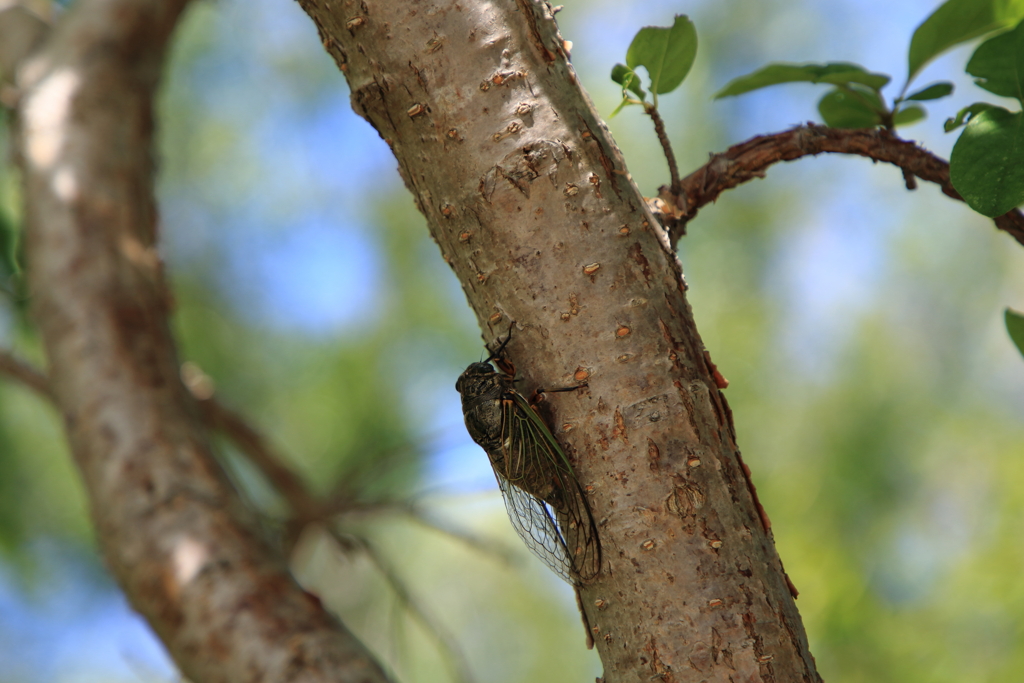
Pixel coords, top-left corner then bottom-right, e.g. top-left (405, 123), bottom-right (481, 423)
top-left (499, 390), bottom-right (602, 583)
top-left (494, 472), bottom-right (574, 583)
top-left (551, 473), bottom-right (601, 582)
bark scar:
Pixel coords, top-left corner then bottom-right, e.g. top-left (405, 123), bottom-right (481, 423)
top-left (577, 115), bottom-right (623, 198)
top-left (611, 408), bottom-right (628, 443)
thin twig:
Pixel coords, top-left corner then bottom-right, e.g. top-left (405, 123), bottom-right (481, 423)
top-left (402, 504), bottom-right (518, 566)
top-left (0, 348), bottom-right (53, 401)
top-left (329, 530), bottom-right (477, 683)
top-left (320, 496), bottom-right (518, 566)
top-left (195, 396), bottom-right (318, 517)
top-left (646, 104), bottom-right (680, 197)
top-left (671, 123), bottom-right (1024, 250)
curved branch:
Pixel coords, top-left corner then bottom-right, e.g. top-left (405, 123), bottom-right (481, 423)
top-left (670, 123), bottom-right (1024, 249)
top-left (12, 1), bottom-right (390, 681)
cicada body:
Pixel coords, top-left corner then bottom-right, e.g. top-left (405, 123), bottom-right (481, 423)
top-left (455, 337), bottom-right (600, 584)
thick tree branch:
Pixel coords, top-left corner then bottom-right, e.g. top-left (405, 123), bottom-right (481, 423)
top-left (670, 123), bottom-right (1024, 249)
top-left (12, 1), bottom-right (390, 681)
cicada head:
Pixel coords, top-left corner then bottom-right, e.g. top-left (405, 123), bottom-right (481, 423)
top-left (455, 361), bottom-right (498, 395)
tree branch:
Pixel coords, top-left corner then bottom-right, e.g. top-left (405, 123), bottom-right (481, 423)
top-left (670, 123), bottom-right (1024, 249)
top-left (12, 0), bottom-right (390, 681)
top-left (0, 348), bottom-right (53, 401)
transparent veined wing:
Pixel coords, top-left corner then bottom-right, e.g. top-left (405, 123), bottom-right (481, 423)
top-left (495, 389), bottom-right (601, 584)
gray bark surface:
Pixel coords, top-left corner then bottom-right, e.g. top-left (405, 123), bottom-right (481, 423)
top-left (296, 1), bottom-right (822, 681)
top-left (12, 1), bottom-right (391, 681)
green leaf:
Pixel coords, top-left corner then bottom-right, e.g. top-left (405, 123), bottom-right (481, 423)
top-left (949, 106), bottom-right (1024, 216)
top-left (625, 15), bottom-right (698, 97)
top-left (714, 62), bottom-right (890, 99)
top-left (817, 87), bottom-right (885, 129)
top-left (966, 17), bottom-right (1024, 102)
top-left (905, 81), bottom-right (955, 101)
top-left (893, 105), bottom-right (927, 127)
top-left (611, 63), bottom-right (646, 100)
top-left (908, 0), bottom-right (1024, 83)
top-left (944, 102), bottom-right (997, 131)
top-left (1006, 308), bottom-right (1024, 358)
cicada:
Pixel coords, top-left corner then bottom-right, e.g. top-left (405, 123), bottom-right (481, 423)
top-left (456, 331), bottom-right (601, 584)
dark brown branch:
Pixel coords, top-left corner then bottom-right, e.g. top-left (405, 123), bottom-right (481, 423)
top-left (670, 123), bottom-right (1024, 249)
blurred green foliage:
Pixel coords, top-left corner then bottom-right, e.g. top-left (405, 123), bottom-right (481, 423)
top-left (0, 1), bottom-right (1023, 682)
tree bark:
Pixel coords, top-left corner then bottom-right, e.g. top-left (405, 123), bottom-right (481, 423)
top-left (12, 1), bottom-right (390, 681)
top-left (296, 1), bottom-right (820, 681)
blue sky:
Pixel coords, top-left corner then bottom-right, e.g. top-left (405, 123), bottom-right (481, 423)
top-left (0, 541), bottom-right (176, 683)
